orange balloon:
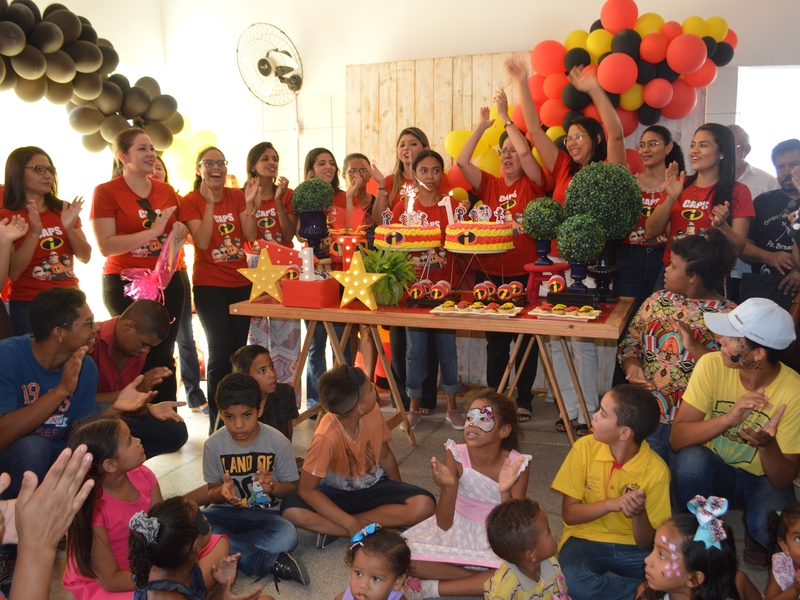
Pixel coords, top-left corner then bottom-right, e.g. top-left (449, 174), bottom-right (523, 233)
top-left (539, 98), bottom-right (570, 128)
top-left (530, 40), bottom-right (567, 76)
top-left (640, 33), bottom-right (668, 64)
top-left (662, 79), bottom-right (697, 120)
top-left (543, 72), bottom-right (569, 99)
top-left (528, 74), bottom-right (548, 106)
top-left (600, 0), bottom-right (638, 34)
top-left (683, 58), bottom-right (717, 88)
top-left (660, 21), bottom-right (683, 43)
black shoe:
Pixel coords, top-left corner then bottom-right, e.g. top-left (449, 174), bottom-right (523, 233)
top-left (316, 532), bottom-right (341, 549)
top-left (272, 551), bottom-right (310, 591)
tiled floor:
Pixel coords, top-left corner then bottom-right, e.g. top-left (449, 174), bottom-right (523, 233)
top-left (48, 386), bottom-right (775, 599)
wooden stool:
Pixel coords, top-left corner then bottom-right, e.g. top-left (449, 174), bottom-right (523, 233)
top-left (523, 262), bottom-right (570, 303)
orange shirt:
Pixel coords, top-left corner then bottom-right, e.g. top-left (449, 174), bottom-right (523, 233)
top-left (384, 173), bottom-right (452, 208)
top-left (179, 188), bottom-right (250, 288)
top-left (244, 188), bottom-right (295, 254)
top-left (91, 177), bottom-right (179, 274)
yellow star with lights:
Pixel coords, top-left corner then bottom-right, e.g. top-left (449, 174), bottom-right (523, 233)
top-left (237, 249), bottom-right (288, 302)
top-left (330, 249), bottom-right (386, 310)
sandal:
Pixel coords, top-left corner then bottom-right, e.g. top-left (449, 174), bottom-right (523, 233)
top-left (419, 407), bottom-right (432, 416)
top-left (575, 423), bottom-right (590, 437)
top-left (555, 418), bottom-right (567, 432)
top-left (517, 407), bottom-right (532, 423)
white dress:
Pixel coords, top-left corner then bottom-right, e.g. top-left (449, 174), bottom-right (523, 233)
top-left (403, 439), bottom-right (531, 569)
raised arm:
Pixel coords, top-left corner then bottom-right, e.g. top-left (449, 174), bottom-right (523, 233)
top-left (184, 185), bottom-right (217, 250)
top-left (495, 89), bottom-right (543, 185)
top-left (568, 65), bottom-right (625, 165)
top-left (431, 451), bottom-right (459, 531)
top-left (456, 107), bottom-right (494, 190)
top-left (644, 162), bottom-right (684, 239)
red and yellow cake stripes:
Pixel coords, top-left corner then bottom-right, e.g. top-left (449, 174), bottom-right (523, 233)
top-left (444, 222), bottom-right (514, 251)
top-left (374, 225), bottom-right (441, 249)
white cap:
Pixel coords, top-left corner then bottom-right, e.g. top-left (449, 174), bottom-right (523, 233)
top-left (703, 297), bottom-right (796, 350)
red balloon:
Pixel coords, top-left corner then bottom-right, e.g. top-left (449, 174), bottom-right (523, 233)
top-left (666, 34), bottom-right (707, 74)
top-left (616, 107), bottom-right (639, 138)
top-left (539, 98), bottom-right (571, 128)
top-left (582, 103), bottom-right (601, 122)
top-left (626, 148), bottom-right (644, 175)
top-left (683, 58), bottom-right (717, 88)
top-left (640, 33), bottom-right (668, 64)
top-left (447, 164), bottom-right (470, 190)
top-left (722, 28), bottom-right (738, 50)
top-left (528, 74), bottom-right (548, 106)
top-left (530, 40), bottom-right (567, 76)
top-left (660, 21), bottom-right (683, 42)
top-left (596, 52), bottom-right (638, 94)
top-left (511, 104), bottom-right (528, 134)
top-left (643, 78), bottom-right (673, 108)
top-left (366, 178), bottom-right (379, 196)
top-left (661, 79), bottom-right (697, 120)
top-left (600, 0), bottom-right (638, 34)
top-left (543, 72), bottom-right (569, 100)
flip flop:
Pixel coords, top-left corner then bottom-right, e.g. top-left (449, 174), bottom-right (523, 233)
top-left (575, 423), bottom-right (590, 437)
top-left (419, 408), bottom-right (432, 416)
top-left (517, 407), bottom-right (532, 423)
top-left (555, 418), bottom-right (567, 432)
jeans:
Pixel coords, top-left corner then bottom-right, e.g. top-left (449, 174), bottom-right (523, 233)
top-left (194, 285), bottom-right (252, 434)
top-left (558, 536), bottom-right (648, 600)
top-left (125, 414), bottom-right (188, 459)
top-left (406, 329), bottom-right (458, 399)
top-left (176, 270), bottom-right (205, 409)
top-left (549, 338), bottom-right (598, 424)
top-left (671, 444), bottom-right (798, 547)
top-left (103, 273), bottom-right (185, 403)
top-left (389, 327), bottom-right (439, 411)
top-left (8, 300), bottom-right (31, 336)
top-left (645, 422), bottom-right (675, 471)
top-left (305, 321), bottom-right (351, 408)
top-left (202, 505), bottom-right (298, 577)
top-left (0, 435), bottom-right (53, 499)
top-left (615, 244), bottom-right (665, 314)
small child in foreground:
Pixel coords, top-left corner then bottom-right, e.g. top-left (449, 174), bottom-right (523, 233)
top-left (766, 502), bottom-right (800, 600)
top-left (335, 524), bottom-right (411, 600)
top-left (484, 498), bottom-right (567, 600)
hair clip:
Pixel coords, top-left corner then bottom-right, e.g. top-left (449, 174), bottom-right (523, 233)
top-left (129, 511), bottom-right (160, 545)
top-left (687, 495), bottom-right (728, 549)
top-left (349, 523), bottom-right (380, 549)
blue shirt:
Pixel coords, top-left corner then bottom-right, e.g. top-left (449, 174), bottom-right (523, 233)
top-left (0, 335), bottom-right (98, 452)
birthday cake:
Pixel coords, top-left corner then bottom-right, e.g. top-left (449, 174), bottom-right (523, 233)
top-left (374, 225), bottom-right (440, 249)
top-left (445, 222), bottom-right (514, 252)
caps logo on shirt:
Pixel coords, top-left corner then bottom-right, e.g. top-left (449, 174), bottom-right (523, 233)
top-left (40, 236), bottom-right (64, 250)
top-left (219, 222), bottom-right (235, 235)
top-left (681, 209), bottom-right (704, 221)
top-left (258, 217), bottom-right (276, 229)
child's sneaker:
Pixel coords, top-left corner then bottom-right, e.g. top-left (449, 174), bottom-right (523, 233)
top-left (446, 409), bottom-right (466, 430)
top-left (272, 551), bottom-right (310, 587)
top-left (315, 532), bottom-right (341, 549)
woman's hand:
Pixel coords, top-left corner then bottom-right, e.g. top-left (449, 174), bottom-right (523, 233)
top-left (274, 176), bottom-right (289, 203)
top-left (366, 163), bottom-right (386, 189)
top-left (504, 57), bottom-right (527, 84)
top-left (430, 457), bottom-right (457, 489)
top-left (0, 215), bottom-right (28, 244)
top-left (477, 106), bottom-right (494, 132)
top-left (624, 363), bottom-right (653, 390)
top-left (61, 197), bottom-right (84, 231)
top-left (26, 201), bottom-right (43, 236)
top-left (568, 65), bottom-right (600, 93)
top-left (151, 205), bottom-right (177, 235)
top-left (346, 172), bottom-right (363, 200)
top-left (711, 201), bottom-right (730, 227)
top-left (171, 221), bottom-right (188, 247)
top-left (664, 161), bottom-right (685, 201)
top-left (494, 89), bottom-right (510, 123)
top-left (200, 181), bottom-right (216, 205)
top-left (245, 177), bottom-right (262, 205)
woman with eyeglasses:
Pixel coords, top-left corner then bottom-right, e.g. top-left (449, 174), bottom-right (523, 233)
top-left (456, 90), bottom-right (545, 424)
top-left (616, 127), bottom-right (686, 312)
top-left (180, 146), bottom-right (259, 432)
top-left (92, 128), bottom-right (188, 406)
top-left (1, 147), bottom-right (91, 335)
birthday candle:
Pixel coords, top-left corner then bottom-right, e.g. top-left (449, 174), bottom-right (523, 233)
top-left (438, 195), bottom-right (454, 225)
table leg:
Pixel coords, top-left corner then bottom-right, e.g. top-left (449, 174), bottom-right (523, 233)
top-left (324, 321), bottom-right (350, 366)
top-left (292, 320), bottom-right (323, 425)
top-left (559, 337), bottom-right (592, 428)
top-left (497, 333), bottom-right (525, 393)
top-left (504, 335), bottom-right (536, 398)
top-left (536, 335), bottom-right (575, 445)
top-left (370, 325), bottom-right (416, 445)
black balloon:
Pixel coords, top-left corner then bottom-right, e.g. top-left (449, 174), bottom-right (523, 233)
top-left (42, 3), bottom-right (69, 19)
top-left (68, 104), bottom-right (104, 134)
top-left (590, 19), bottom-right (603, 32)
top-left (143, 121), bottom-right (173, 151)
top-left (45, 49), bottom-right (75, 83)
top-left (4, 3), bottom-right (35, 34)
top-left (636, 60), bottom-right (656, 85)
top-left (97, 45), bottom-right (119, 76)
top-left (0, 58), bottom-right (17, 91)
top-left (44, 9), bottom-right (82, 46)
top-left (77, 15), bottom-right (91, 27)
top-left (121, 85), bottom-right (151, 118)
top-left (564, 48), bottom-right (591, 73)
top-left (100, 114), bottom-right (131, 143)
top-left (77, 24), bottom-right (97, 44)
top-left (72, 71), bottom-right (102, 100)
top-left (711, 42), bottom-right (734, 67)
top-left (96, 38), bottom-right (113, 48)
top-left (135, 76), bottom-right (160, 98)
top-left (15, 74), bottom-right (47, 102)
top-left (29, 21), bottom-right (64, 54)
top-left (107, 73), bottom-right (130, 93)
top-left (611, 29), bottom-right (641, 59)
top-left (607, 92), bottom-right (620, 108)
top-left (11, 45), bottom-right (46, 80)
top-left (144, 94), bottom-right (178, 121)
top-left (562, 83), bottom-right (591, 110)
top-left (562, 110), bottom-right (583, 132)
top-left (11, 0), bottom-right (40, 22)
top-left (655, 60), bottom-right (679, 83)
top-left (0, 55), bottom-right (5, 83)
top-left (82, 130), bottom-right (107, 153)
top-left (95, 81), bottom-right (123, 115)
top-left (702, 36), bottom-right (718, 58)
top-left (638, 104), bottom-right (661, 126)
top-left (63, 40), bottom-right (102, 73)
top-left (0, 21), bottom-right (26, 57)
top-left (163, 111), bottom-right (185, 135)
top-left (44, 77), bottom-right (72, 103)
top-left (597, 52), bottom-right (611, 65)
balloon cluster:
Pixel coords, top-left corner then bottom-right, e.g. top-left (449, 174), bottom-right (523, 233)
top-left (528, 0), bottom-right (736, 137)
top-left (0, 0), bottom-right (184, 153)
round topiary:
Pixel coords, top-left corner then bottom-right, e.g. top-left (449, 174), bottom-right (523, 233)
top-left (563, 161), bottom-right (641, 240)
top-left (522, 198), bottom-right (566, 240)
top-left (292, 178), bottom-right (334, 211)
top-left (556, 214), bottom-right (605, 263)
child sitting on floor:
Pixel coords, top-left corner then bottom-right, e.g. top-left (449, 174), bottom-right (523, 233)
top-left (335, 524), bottom-right (411, 600)
top-left (766, 502), bottom-right (800, 599)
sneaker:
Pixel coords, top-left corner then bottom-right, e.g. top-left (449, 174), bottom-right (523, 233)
top-left (742, 527), bottom-right (768, 568)
top-left (272, 551), bottom-right (310, 587)
top-left (446, 409), bottom-right (466, 430)
top-left (316, 532), bottom-right (341, 549)
top-left (401, 410), bottom-right (421, 431)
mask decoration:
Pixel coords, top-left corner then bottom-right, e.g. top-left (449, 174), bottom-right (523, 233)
top-left (466, 406), bottom-right (495, 432)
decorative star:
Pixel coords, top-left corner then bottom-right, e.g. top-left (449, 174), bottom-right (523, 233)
top-left (330, 249), bottom-right (386, 310)
top-left (238, 249), bottom-right (288, 302)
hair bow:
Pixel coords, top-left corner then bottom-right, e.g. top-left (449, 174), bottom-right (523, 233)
top-left (687, 495), bottom-right (728, 549)
top-left (129, 510), bottom-right (160, 545)
top-left (350, 523), bottom-right (380, 548)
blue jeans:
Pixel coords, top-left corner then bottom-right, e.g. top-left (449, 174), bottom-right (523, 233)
top-left (0, 435), bottom-right (53, 499)
top-left (615, 244), bottom-right (665, 314)
top-left (202, 505), bottom-right (298, 577)
top-left (176, 269), bottom-right (205, 409)
top-left (405, 328), bottom-right (458, 399)
top-left (558, 537), bottom-right (648, 600)
top-left (671, 444), bottom-right (797, 547)
top-left (646, 422), bottom-right (675, 471)
top-left (305, 321), bottom-right (350, 407)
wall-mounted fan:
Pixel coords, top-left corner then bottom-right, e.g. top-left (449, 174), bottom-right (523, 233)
top-left (236, 23), bottom-right (303, 106)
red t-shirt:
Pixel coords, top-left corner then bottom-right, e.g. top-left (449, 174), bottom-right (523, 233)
top-left (179, 187), bottom-right (250, 288)
top-left (623, 188), bottom-right (667, 247)
top-left (661, 181), bottom-right (754, 265)
top-left (0, 207), bottom-right (81, 301)
top-left (244, 188), bottom-right (295, 254)
top-left (90, 317), bottom-right (146, 393)
top-left (91, 177), bottom-right (179, 274)
top-left (551, 151), bottom-right (575, 203)
top-left (384, 173), bottom-right (452, 208)
top-left (476, 171), bottom-right (545, 276)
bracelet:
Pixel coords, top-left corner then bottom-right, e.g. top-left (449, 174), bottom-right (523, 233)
top-left (245, 207), bottom-right (256, 218)
top-left (378, 187), bottom-right (386, 190)
top-left (377, 190), bottom-right (387, 196)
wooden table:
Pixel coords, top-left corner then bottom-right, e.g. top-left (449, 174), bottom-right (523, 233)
top-left (231, 296), bottom-right (635, 445)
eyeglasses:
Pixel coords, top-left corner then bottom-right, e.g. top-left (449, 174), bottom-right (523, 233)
top-left (137, 198), bottom-right (157, 223)
top-left (198, 159), bottom-right (228, 168)
top-left (565, 133), bottom-right (587, 144)
top-left (63, 318), bottom-right (95, 329)
top-left (25, 165), bottom-right (56, 176)
top-left (347, 168), bottom-right (369, 174)
top-left (499, 148), bottom-right (518, 156)
top-left (637, 141), bottom-right (663, 149)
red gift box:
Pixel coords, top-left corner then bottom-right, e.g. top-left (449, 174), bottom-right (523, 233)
top-left (282, 278), bottom-right (340, 308)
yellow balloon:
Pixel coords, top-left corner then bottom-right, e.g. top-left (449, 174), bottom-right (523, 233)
top-left (705, 16), bottom-right (728, 42)
top-left (586, 29), bottom-right (613, 58)
top-left (175, 115), bottom-right (192, 140)
top-left (190, 129), bottom-right (218, 154)
top-left (444, 130), bottom-right (471, 159)
top-left (682, 16), bottom-right (707, 38)
top-left (482, 124), bottom-right (503, 147)
top-left (477, 148), bottom-right (501, 177)
top-left (489, 105), bottom-right (499, 121)
top-left (532, 147), bottom-right (545, 167)
top-left (565, 29), bottom-right (589, 50)
top-left (619, 83), bottom-right (644, 111)
top-left (162, 138), bottom-right (195, 193)
top-left (634, 13), bottom-right (665, 37)
top-left (546, 126), bottom-right (566, 142)
top-left (451, 187), bottom-right (469, 201)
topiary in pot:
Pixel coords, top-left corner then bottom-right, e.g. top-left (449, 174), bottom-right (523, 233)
top-left (292, 178), bottom-right (335, 257)
top-left (556, 214), bottom-right (605, 293)
top-left (522, 198), bottom-right (566, 265)
top-left (362, 247), bottom-right (417, 306)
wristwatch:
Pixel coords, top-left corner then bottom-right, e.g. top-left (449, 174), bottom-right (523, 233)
top-left (505, 120), bottom-right (513, 128)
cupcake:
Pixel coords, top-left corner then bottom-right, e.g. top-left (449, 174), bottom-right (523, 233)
top-left (552, 303), bottom-right (567, 315)
top-left (565, 306), bottom-right (579, 314)
top-left (537, 303), bottom-right (553, 313)
top-left (499, 302), bottom-right (516, 313)
top-left (579, 305), bottom-right (595, 313)
top-left (471, 301), bottom-right (485, 312)
top-left (440, 300), bottom-right (456, 311)
top-left (485, 302), bottom-right (500, 313)
top-left (456, 300), bottom-right (472, 312)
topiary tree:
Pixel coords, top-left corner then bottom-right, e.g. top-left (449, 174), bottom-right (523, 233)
top-left (556, 214), bottom-right (605, 263)
top-left (523, 198), bottom-right (566, 240)
top-left (292, 178), bottom-right (334, 211)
